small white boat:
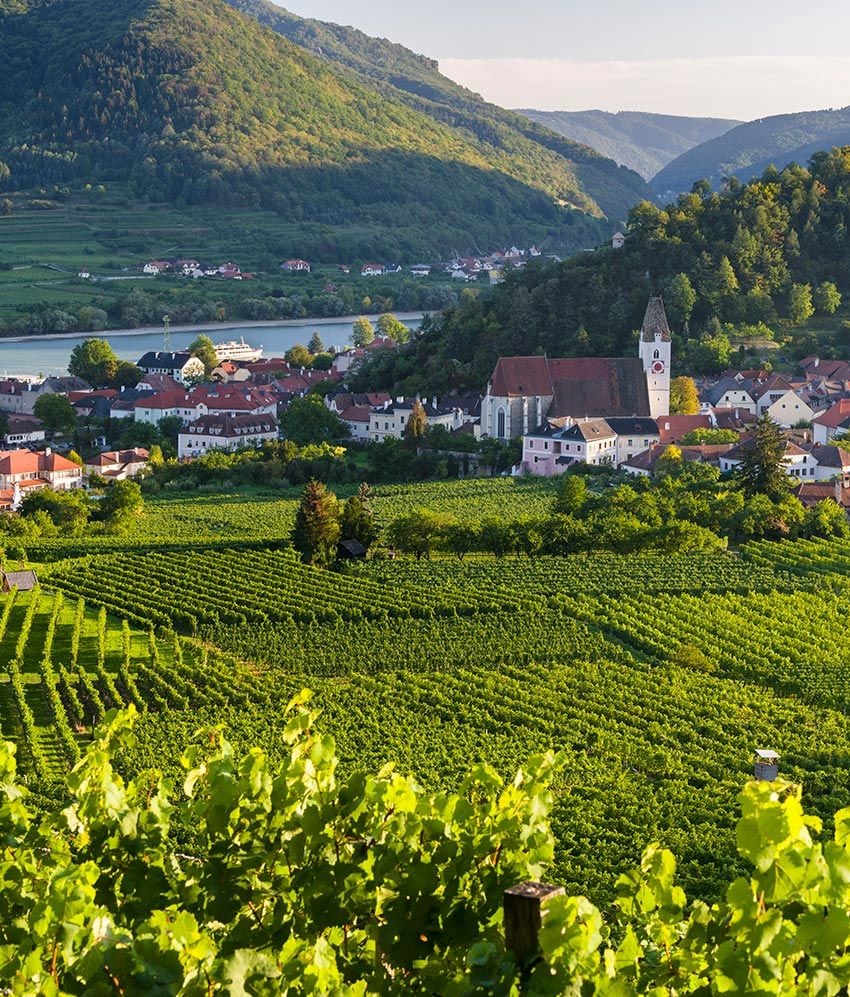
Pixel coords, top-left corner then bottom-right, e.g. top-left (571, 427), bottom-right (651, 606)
top-left (213, 336), bottom-right (263, 362)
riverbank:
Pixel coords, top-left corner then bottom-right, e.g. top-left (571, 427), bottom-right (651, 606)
top-left (0, 312), bottom-right (428, 345)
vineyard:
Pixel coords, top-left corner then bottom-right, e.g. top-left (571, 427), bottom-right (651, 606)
top-left (6, 515), bottom-right (850, 905)
top-left (0, 588), bottom-right (260, 782)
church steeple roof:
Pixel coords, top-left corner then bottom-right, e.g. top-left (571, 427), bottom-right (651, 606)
top-left (640, 296), bottom-right (671, 342)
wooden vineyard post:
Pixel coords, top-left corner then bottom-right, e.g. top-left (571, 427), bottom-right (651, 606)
top-left (504, 881), bottom-right (565, 962)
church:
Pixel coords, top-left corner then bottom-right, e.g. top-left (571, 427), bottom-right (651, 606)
top-left (481, 297), bottom-right (672, 441)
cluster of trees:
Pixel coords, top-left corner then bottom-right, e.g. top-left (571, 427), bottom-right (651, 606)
top-left (291, 480), bottom-right (378, 566)
top-left (356, 149), bottom-right (850, 395)
top-left (0, 479), bottom-right (144, 538)
top-left (3, 702), bottom-right (849, 993)
top-left (67, 338), bottom-right (141, 389)
top-left (144, 440), bottom-right (352, 492)
top-left (385, 427), bottom-right (849, 558)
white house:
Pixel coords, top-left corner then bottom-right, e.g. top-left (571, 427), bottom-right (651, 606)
top-left (84, 448), bottom-right (150, 480)
top-left (368, 398), bottom-right (467, 442)
top-left (360, 263), bottom-right (385, 277)
top-left (521, 417), bottom-right (659, 475)
top-left (178, 414), bottom-right (279, 459)
top-left (704, 377), bottom-right (757, 414)
top-left (143, 261), bottom-right (171, 275)
top-left (812, 399), bottom-right (850, 444)
top-left (612, 231), bottom-right (626, 249)
top-left (720, 439), bottom-right (818, 480)
top-left (0, 449), bottom-right (84, 493)
top-left (136, 351), bottom-right (205, 386)
top-left (750, 376), bottom-right (816, 427)
top-left (4, 415), bottom-right (45, 449)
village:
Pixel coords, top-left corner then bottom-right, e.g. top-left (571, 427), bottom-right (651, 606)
top-left (138, 245), bottom-right (551, 285)
top-left (1, 296), bottom-right (850, 515)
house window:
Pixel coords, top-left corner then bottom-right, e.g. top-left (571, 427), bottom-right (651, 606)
top-left (544, 442), bottom-right (548, 450)
top-left (529, 440), bottom-right (534, 449)
top-left (497, 407), bottom-right (506, 438)
top-left (653, 349), bottom-right (659, 360)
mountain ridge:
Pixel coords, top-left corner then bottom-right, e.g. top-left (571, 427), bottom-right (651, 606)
top-left (0, 0), bottom-right (653, 259)
top-left (220, 0), bottom-right (651, 226)
top-left (652, 106), bottom-right (850, 195)
top-left (515, 109), bottom-right (741, 180)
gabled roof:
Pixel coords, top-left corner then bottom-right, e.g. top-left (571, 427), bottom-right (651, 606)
top-left (604, 417), bottom-right (660, 436)
top-left (705, 377), bottom-right (755, 406)
top-left (813, 398), bottom-right (850, 428)
top-left (548, 358), bottom-right (650, 419)
top-left (640, 296), bottom-right (672, 343)
top-left (137, 351), bottom-right (196, 369)
top-left (489, 356), bottom-right (554, 397)
top-left (561, 419), bottom-right (616, 442)
top-left (2, 570), bottom-right (38, 591)
top-left (809, 444), bottom-right (850, 469)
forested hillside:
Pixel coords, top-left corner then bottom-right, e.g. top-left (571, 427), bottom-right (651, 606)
top-left (0, 0), bottom-right (650, 258)
top-left (653, 106), bottom-right (850, 195)
top-left (356, 148), bottom-right (850, 394)
top-left (517, 109), bottom-right (740, 179)
top-left (222, 0), bottom-right (651, 226)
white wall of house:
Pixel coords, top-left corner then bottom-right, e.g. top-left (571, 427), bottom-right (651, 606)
top-left (713, 390), bottom-right (757, 413)
top-left (759, 390), bottom-right (815, 427)
top-left (177, 429), bottom-right (278, 459)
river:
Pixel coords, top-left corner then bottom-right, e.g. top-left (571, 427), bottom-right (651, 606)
top-left (0, 314), bottom-right (424, 376)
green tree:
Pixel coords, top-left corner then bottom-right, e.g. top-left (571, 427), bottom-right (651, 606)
top-left (403, 399), bottom-right (428, 447)
top-left (351, 316), bottom-right (374, 347)
top-left (308, 331), bottom-right (325, 354)
top-left (553, 474), bottom-right (588, 516)
top-left (188, 334), bottom-right (218, 376)
top-left (339, 482), bottom-right (378, 550)
top-left (0, 198), bottom-right (12, 216)
top-left (20, 489), bottom-right (89, 533)
top-left (100, 479), bottom-right (144, 531)
top-left (376, 313), bottom-right (410, 344)
top-left (0, 410), bottom-right (8, 441)
top-left (113, 361), bottom-right (143, 389)
top-left (281, 394), bottom-right (346, 446)
top-left (33, 393), bottom-right (76, 437)
top-left (291, 479), bottom-right (340, 566)
top-left (387, 507), bottom-right (454, 559)
top-left (68, 338), bottom-right (119, 387)
top-left (285, 343), bottom-right (313, 367)
top-left (678, 428), bottom-right (739, 444)
top-left (789, 283), bottom-right (814, 325)
top-left (662, 273), bottom-right (697, 328)
top-left (813, 280), bottom-right (842, 315)
top-left (737, 413), bottom-right (789, 499)
top-left (669, 376), bottom-right (700, 415)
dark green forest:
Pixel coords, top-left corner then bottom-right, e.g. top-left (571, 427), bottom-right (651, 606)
top-left (0, 0), bottom-right (648, 258)
top-left (355, 149), bottom-right (850, 394)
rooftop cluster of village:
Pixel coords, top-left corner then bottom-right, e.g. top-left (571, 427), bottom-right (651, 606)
top-left (4, 296), bottom-right (850, 514)
top-left (138, 246), bottom-right (550, 284)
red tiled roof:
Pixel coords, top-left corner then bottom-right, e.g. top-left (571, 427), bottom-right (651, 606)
top-left (0, 450), bottom-right (79, 474)
top-left (490, 356), bottom-right (554, 397)
top-left (656, 414), bottom-right (712, 443)
top-left (813, 398), bottom-right (850, 428)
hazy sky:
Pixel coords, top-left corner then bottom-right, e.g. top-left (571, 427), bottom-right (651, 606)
top-left (280, 0), bottom-right (850, 119)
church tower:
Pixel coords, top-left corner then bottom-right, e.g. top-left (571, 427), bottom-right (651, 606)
top-left (639, 296), bottom-right (671, 418)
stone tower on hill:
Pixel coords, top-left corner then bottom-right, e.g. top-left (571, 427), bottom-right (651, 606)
top-left (638, 296), bottom-right (672, 419)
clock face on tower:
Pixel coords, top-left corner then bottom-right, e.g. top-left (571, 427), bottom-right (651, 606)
top-left (651, 360), bottom-right (665, 374)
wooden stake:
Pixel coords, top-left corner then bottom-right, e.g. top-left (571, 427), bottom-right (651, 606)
top-left (504, 881), bottom-right (565, 961)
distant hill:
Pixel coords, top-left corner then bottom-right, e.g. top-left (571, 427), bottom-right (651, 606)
top-left (222, 0), bottom-right (651, 229)
top-left (515, 110), bottom-right (740, 180)
top-left (652, 106), bottom-right (850, 195)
